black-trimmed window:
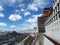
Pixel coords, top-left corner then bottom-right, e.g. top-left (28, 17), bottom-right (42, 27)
top-left (56, 7), bottom-right (57, 12)
top-left (58, 12), bottom-right (60, 18)
top-left (56, 14), bottom-right (58, 20)
top-left (57, 3), bottom-right (60, 10)
top-left (59, 14), bottom-right (60, 18)
top-left (54, 16), bottom-right (55, 21)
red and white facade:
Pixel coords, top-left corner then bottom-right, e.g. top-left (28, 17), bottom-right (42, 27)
top-left (45, 0), bottom-right (60, 44)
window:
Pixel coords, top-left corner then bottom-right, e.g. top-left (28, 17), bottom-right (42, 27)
top-left (59, 0), bottom-right (60, 2)
top-left (58, 12), bottom-right (60, 18)
top-left (56, 7), bottom-right (57, 12)
top-left (54, 10), bottom-right (55, 14)
top-left (59, 15), bottom-right (60, 18)
top-left (54, 16), bottom-right (55, 21)
top-left (58, 4), bottom-right (59, 10)
top-left (56, 14), bottom-right (58, 20)
top-left (59, 4), bottom-right (60, 9)
top-left (55, 8), bottom-right (56, 14)
top-left (57, 3), bottom-right (60, 10)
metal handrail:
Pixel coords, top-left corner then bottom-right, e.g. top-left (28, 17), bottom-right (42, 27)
top-left (44, 34), bottom-right (60, 45)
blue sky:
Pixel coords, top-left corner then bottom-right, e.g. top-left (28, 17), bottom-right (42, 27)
top-left (0, 0), bottom-right (53, 31)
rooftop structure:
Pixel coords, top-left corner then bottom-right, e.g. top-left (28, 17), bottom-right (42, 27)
top-left (38, 7), bottom-right (53, 33)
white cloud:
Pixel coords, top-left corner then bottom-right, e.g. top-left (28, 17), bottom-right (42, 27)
top-left (33, 0), bottom-right (49, 8)
top-left (27, 0), bottom-right (50, 10)
top-left (24, 11), bottom-right (31, 16)
top-left (15, 10), bottom-right (21, 14)
top-left (28, 4), bottom-right (38, 11)
top-left (21, 22), bottom-right (37, 30)
top-left (17, 0), bottom-right (23, 2)
top-left (26, 14), bottom-right (42, 23)
top-left (7, 0), bottom-right (16, 6)
top-left (19, 4), bottom-right (25, 8)
top-left (0, 0), bottom-right (25, 7)
top-left (30, 23), bottom-right (37, 29)
top-left (9, 14), bottom-right (22, 21)
top-left (28, 23), bottom-right (37, 29)
top-left (0, 5), bottom-right (4, 11)
top-left (32, 14), bottom-right (42, 19)
top-left (15, 10), bottom-right (20, 12)
top-left (26, 18), bottom-right (36, 23)
top-left (0, 22), bottom-right (7, 26)
top-left (21, 9), bottom-right (25, 12)
top-left (0, 13), bottom-right (4, 17)
top-left (24, 14), bottom-right (42, 30)
top-left (21, 23), bottom-right (28, 27)
top-left (10, 25), bottom-right (16, 28)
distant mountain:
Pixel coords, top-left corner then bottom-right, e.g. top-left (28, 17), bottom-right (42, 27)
top-left (6, 31), bottom-right (23, 39)
top-left (0, 31), bottom-right (29, 43)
